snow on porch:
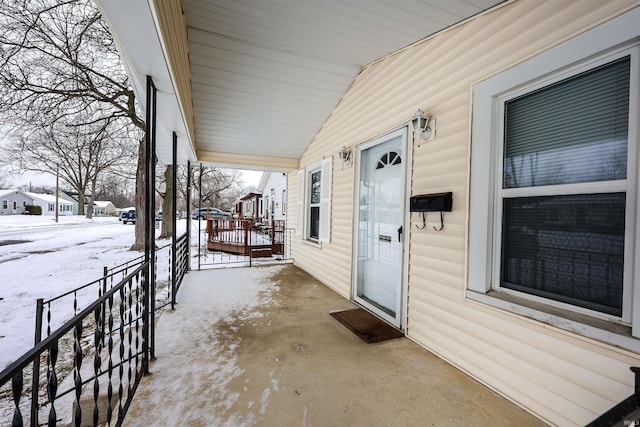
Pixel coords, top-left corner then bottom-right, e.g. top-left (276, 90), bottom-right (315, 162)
top-left (125, 265), bottom-right (545, 426)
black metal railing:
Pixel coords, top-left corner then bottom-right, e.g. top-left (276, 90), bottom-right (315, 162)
top-left (172, 232), bottom-right (189, 306)
top-left (587, 367), bottom-right (640, 426)
top-left (35, 256), bottom-right (147, 346)
top-left (0, 262), bottom-right (150, 426)
top-left (197, 219), bottom-right (293, 268)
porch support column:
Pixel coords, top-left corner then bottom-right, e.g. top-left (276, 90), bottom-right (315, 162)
top-left (198, 163), bottom-right (203, 271)
top-left (186, 160), bottom-right (192, 271)
top-left (144, 75), bottom-right (157, 366)
top-left (171, 132), bottom-right (177, 310)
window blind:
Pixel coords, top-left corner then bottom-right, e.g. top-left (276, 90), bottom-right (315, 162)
top-left (504, 57), bottom-right (630, 188)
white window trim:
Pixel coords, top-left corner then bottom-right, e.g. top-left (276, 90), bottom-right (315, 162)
top-left (298, 158), bottom-right (332, 245)
top-left (468, 8), bottom-right (640, 350)
top-left (319, 156), bottom-right (332, 243)
top-left (296, 169), bottom-right (304, 235)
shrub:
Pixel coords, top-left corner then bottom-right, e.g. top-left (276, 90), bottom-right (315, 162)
top-left (25, 205), bottom-right (42, 215)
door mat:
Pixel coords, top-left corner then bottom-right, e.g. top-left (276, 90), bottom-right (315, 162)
top-left (330, 308), bottom-right (404, 344)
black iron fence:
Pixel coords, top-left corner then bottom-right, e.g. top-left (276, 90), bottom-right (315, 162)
top-left (0, 262), bottom-right (149, 426)
top-left (196, 218), bottom-right (293, 268)
top-left (34, 255), bottom-right (146, 347)
top-left (171, 232), bottom-right (189, 308)
top-left (0, 231), bottom-right (191, 426)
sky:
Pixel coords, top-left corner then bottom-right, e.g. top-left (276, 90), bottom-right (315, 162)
top-left (6, 168), bottom-right (264, 190)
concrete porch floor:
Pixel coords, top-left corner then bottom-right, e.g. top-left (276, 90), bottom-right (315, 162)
top-left (126, 265), bottom-right (546, 426)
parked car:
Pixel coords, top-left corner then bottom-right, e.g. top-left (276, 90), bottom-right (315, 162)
top-left (121, 209), bottom-right (136, 224)
top-left (191, 207), bottom-right (231, 220)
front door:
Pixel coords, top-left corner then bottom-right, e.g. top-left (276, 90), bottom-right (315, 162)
top-left (353, 128), bottom-right (408, 328)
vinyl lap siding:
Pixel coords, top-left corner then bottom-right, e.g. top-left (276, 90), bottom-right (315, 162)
top-left (292, 0), bottom-right (640, 425)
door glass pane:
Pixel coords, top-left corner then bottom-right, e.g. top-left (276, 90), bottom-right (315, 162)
top-left (504, 57), bottom-right (629, 188)
top-left (501, 193), bottom-right (625, 316)
top-left (357, 136), bottom-right (403, 316)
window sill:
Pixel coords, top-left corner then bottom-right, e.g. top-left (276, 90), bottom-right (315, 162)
top-left (302, 239), bottom-right (322, 249)
top-left (466, 289), bottom-right (640, 353)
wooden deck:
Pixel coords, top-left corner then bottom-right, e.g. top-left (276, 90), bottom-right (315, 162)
top-left (206, 218), bottom-right (285, 258)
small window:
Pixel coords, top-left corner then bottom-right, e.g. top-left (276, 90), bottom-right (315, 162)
top-left (309, 170), bottom-right (321, 240)
top-left (297, 157), bottom-right (332, 243)
top-left (2, 200), bottom-right (6, 209)
top-left (375, 151), bottom-right (401, 169)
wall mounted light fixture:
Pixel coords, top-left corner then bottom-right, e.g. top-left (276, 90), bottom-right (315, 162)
top-left (338, 145), bottom-right (352, 168)
top-left (411, 109), bottom-right (435, 146)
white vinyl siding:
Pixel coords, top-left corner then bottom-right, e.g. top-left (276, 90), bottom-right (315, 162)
top-left (292, 2), bottom-right (640, 425)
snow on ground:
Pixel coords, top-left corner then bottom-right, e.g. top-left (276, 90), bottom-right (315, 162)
top-left (126, 266), bottom-right (283, 426)
top-left (0, 215), bottom-right (187, 369)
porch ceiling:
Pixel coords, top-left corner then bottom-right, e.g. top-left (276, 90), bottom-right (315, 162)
top-left (96, 0), bottom-right (505, 170)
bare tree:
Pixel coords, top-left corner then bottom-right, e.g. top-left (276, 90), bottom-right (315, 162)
top-left (95, 172), bottom-right (135, 209)
top-left (177, 166), bottom-right (243, 214)
top-left (157, 165), bottom-right (175, 239)
top-left (0, 0), bottom-right (147, 249)
top-left (3, 111), bottom-right (136, 217)
top-left (0, 167), bottom-right (13, 188)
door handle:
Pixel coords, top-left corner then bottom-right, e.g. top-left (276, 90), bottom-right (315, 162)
top-left (397, 225), bottom-right (403, 242)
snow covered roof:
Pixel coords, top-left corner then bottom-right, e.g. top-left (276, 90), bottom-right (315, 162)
top-left (24, 192), bottom-right (73, 205)
top-left (93, 201), bottom-right (114, 208)
top-left (0, 188), bottom-right (28, 199)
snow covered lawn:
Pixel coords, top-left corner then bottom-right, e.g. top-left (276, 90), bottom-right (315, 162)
top-left (0, 215), bottom-right (185, 369)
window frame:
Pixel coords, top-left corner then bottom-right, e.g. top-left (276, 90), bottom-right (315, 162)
top-left (306, 162), bottom-right (322, 242)
top-left (492, 50), bottom-right (635, 324)
top-left (467, 8), bottom-right (640, 349)
top-left (298, 157), bottom-right (332, 245)
top-left (282, 189), bottom-right (286, 215)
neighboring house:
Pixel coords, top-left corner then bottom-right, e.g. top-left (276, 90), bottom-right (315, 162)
top-left (237, 192), bottom-right (261, 221)
top-left (24, 192), bottom-right (74, 216)
top-left (257, 172), bottom-right (286, 223)
top-left (92, 201), bottom-right (117, 217)
top-left (93, 1), bottom-right (640, 424)
top-left (64, 191), bottom-right (93, 214)
top-left (0, 189), bottom-right (32, 215)
top-left (57, 191), bottom-right (79, 215)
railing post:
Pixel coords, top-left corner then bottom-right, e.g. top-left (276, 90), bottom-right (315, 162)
top-left (102, 266), bottom-right (107, 345)
top-left (31, 298), bottom-right (43, 426)
top-left (142, 267), bottom-right (150, 375)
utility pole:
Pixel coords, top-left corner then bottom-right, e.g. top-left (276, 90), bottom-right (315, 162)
top-left (55, 164), bottom-right (59, 223)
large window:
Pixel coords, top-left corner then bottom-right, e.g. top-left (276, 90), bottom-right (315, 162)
top-left (500, 57), bottom-right (629, 318)
top-left (468, 9), bottom-right (640, 348)
top-left (297, 157), bottom-right (332, 244)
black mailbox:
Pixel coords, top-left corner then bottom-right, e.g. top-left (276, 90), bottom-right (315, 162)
top-left (410, 192), bottom-right (452, 212)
